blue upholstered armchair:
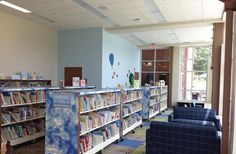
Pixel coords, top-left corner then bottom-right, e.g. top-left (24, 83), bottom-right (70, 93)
top-left (168, 107), bottom-right (221, 131)
top-left (146, 121), bottom-right (221, 154)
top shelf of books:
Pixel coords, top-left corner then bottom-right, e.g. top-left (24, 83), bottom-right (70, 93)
top-left (0, 79), bottom-right (51, 88)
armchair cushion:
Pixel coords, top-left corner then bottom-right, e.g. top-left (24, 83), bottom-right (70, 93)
top-left (173, 107), bottom-right (216, 121)
top-left (172, 119), bottom-right (215, 127)
top-left (172, 107), bottom-right (221, 131)
top-left (146, 121), bottom-right (221, 154)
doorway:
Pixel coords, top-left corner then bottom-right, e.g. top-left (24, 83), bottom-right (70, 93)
top-left (64, 67), bottom-right (83, 86)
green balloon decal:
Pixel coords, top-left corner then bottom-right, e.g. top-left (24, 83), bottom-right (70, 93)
top-left (129, 73), bottom-right (134, 88)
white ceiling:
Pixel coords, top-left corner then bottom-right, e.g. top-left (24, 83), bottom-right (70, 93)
top-left (0, 0), bottom-right (224, 47)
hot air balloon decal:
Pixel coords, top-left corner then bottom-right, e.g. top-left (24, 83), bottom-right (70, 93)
top-left (129, 73), bottom-right (134, 88)
top-left (109, 53), bottom-right (114, 68)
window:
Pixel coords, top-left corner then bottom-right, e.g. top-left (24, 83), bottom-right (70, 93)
top-left (179, 46), bottom-right (212, 102)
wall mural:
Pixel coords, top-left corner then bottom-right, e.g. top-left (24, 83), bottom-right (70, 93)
top-left (108, 52), bottom-right (135, 87)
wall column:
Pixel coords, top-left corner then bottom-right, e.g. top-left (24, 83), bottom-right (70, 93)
top-left (222, 10), bottom-right (234, 154)
top-left (211, 23), bottom-right (224, 114)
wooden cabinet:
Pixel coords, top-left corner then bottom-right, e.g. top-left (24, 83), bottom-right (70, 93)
top-left (141, 48), bottom-right (173, 107)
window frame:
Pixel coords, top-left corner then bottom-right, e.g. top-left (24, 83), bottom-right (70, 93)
top-left (179, 46), bottom-right (211, 102)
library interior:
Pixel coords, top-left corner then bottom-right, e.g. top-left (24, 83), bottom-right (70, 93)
top-left (0, 0), bottom-right (236, 154)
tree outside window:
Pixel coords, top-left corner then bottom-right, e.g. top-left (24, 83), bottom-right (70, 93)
top-left (180, 46), bottom-right (212, 102)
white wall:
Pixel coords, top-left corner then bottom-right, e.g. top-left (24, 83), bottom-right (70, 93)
top-left (102, 30), bottom-right (140, 88)
top-left (0, 11), bottom-right (58, 85)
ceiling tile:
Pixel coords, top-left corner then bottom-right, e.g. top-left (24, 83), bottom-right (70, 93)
top-left (0, 0), bottom-right (222, 45)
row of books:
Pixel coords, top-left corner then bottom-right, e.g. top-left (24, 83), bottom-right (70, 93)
top-left (123, 113), bottom-right (141, 130)
top-left (0, 91), bottom-right (45, 106)
top-left (2, 107), bottom-right (45, 124)
top-left (80, 122), bottom-right (119, 153)
top-left (149, 104), bottom-right (160, 115)
top-left (123, 102), bottom-right (142, 117)
top-left (150, 88), bottom-right (159, 95)
top-left (1, 81), bottom-right (47, 88)
top-left (126, 91), bottom-right (142, 102)
top-left (160, 93), bottom-right (168, 102)
top-left (80, 108), bottom-right (120, 133)
top-left (79, 93), bottom-right (121, 112)
top-left (161, 87), bottom-right (168, 94)
top-left (149, 98), bottom-right (158, 106)
top-left (1, 119), bottom-right (45, 142)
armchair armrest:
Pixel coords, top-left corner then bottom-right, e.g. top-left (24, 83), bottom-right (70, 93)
top-left (168, 112), bottom-right (174, 122)
top-left (215, 115), bottom-right (222, 131)
top-left (215, 131), bottom-right (222, 154)
top-left (146, 129), bottom-right (151, 154)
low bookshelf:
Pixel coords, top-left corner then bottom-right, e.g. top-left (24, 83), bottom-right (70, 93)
top-left (142, 86), bottom-right (160, 120)
top-left (45, 88), bottom-right (143, 154)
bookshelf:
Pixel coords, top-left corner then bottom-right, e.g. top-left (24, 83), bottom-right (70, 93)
top-left (121, 88), bottom-right (143, 138)
top-left (46, 88), bottom-right (143, 154)
top-left (0, 79), bottom-right (50, 154)
top-left (0, 79), bottom-right (51, 88)
top-left (0, 87), bottom-right (48, 150)
top-left (160, 85), bottom-right (168, 112)
top-left (142, 86), bottom-right (160, 120)
top-left (0, 82), bottom-right (95, 153)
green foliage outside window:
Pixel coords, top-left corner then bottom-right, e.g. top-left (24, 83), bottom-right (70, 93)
top-left (193, 47), bottom-right (212, 72)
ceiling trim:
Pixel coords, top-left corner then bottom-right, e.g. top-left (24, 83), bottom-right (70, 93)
top-left (106, 18), bottom-right (223, 33)
top-left (138, 41), bottom-right (212, 49)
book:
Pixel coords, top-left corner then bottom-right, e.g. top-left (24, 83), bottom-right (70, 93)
top-left (80, 80), bottom-right (86, 87)
top-left (92, 131), bottom-right (103, 146)
top-left (72, 77), bottom-right (80, 86)
top-left (80, 135), bottom-right (92, 152)
top-left (0, 93), bottom-right (6, 105)
top-left (20, 92), bottom-right (31, 104)
top-left (91, 112), bottom-right (101, 128)
top-left (1, 132), bottom-right (7, 142)
top-left (36, 91), bottom-right (45, 102)
top-left (11, 92), bottom-right (22, 104)
top-left (80, 115), bottom-right (91, 133)
top-left (2, 92), bottom-right (12, 105)
top-left (30, 91), bottom-right (37, 102)
top-left (2, 112), bottom-right (11, 124)
top-left (2, 127), bottom-right (12, 141)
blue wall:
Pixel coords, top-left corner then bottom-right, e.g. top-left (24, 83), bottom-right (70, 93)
top-left (102, 30), bottom-right (140, 88)
top-left (58, 28), bottom-right (103, 88)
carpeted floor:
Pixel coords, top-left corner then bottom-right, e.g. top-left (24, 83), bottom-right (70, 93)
top-left (103, 109), bottom-right (171, 154)
top-left (12, 109), bottom-right (172, 154)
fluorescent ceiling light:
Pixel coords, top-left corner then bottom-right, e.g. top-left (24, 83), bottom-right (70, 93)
top-left (0, 1), bottom-right (31, 13)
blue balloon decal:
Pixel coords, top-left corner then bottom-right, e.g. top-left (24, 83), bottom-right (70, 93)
top-left (109, 53), bottom-right (114, 68)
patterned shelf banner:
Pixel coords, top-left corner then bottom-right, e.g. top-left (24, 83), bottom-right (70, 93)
top-left (46, 90), bottom-right (79, 154)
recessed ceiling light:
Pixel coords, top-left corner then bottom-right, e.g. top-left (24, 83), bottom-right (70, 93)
top-left (97, 5), bottom-right (108, 10)
top-left (133, 18), bottom-right (141, 21)
top-left (0, 0), bottom-right (31, 13)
